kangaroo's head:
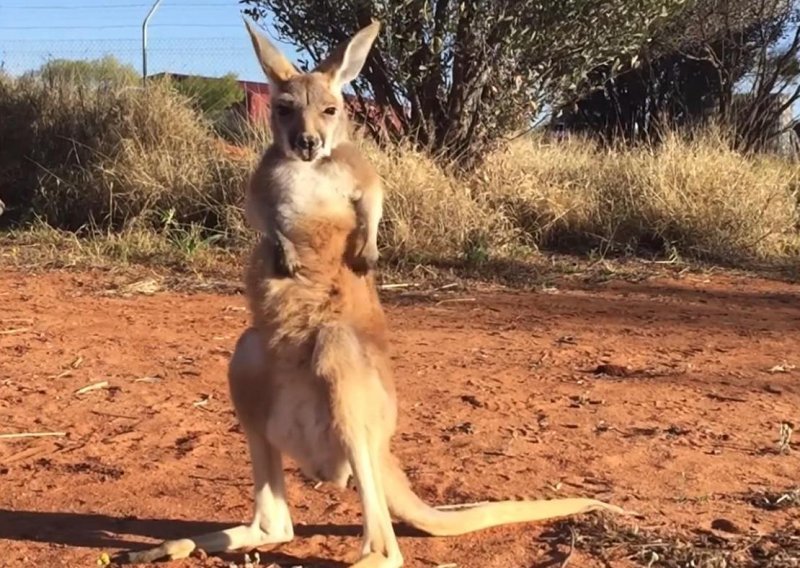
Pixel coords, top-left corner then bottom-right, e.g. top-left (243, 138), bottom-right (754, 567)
top-left (244, 19), bottom-right (380, 162)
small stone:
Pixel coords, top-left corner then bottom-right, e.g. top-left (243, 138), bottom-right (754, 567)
top-left (592, 363), bottom-right (631, 377)
top-left (460, 394), bottom-right (484, 408)
top-left (711, 518), bottom-right (741, 533)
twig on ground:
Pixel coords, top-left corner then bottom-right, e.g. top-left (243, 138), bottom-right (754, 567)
top-left (0, 431), bottom-right (67, 440)
top-left (435, 298), bottom-right (476, 306)
top-left (133, 376), bottom-right (161, 383)
top-left (561, 526), bottom-right (577, 568)
top-left (0, 318), bottom-right (33, 324)
top-left (91, 410), bottom-right (137, 420)
top-left (193, 394), bottom-right (212, 410)
top-left (0, 327), bottom-right (32, 335)
top-left (379, 282), bottom-right (417, 290)
top-left (74, 380), bottom-right (109, 395)
top-left (779, 421), bottom-right (794, 454)
top-left (707, 393), bottom-right (748, 403)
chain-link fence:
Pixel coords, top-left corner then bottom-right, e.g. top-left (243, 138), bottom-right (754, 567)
top-left (1, 35), bottom-right (266, 81)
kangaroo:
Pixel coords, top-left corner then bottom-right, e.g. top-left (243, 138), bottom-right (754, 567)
top-left (241, 19), bottom-right (383, 275)
top-left (117, 19), bottom-right (627, 568)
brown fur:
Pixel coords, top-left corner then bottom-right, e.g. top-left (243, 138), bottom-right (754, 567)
top-left (117, 19), bottom-right (628, 568)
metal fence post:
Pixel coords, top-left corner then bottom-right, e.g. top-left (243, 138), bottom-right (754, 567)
top-left (142, 0), bottom-right (163, 87)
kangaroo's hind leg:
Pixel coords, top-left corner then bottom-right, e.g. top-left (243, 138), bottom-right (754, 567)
top-left (117, 329), bottom-right (294, 564)
top-left (313, 324), bottom-right (403, 568)
top-left (230, 327), bottom-right (295, 544)
top-left (118, 437), bottom-right (293, 563)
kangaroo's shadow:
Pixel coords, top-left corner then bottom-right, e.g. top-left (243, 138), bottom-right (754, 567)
top-left (1, 508), bottom-right (427, 566)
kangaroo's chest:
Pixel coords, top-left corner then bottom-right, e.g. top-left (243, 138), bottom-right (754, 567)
top-left (274, 162), bottom-right (355, 225)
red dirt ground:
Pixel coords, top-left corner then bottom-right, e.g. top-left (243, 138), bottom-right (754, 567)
top-left (1, 268), bottom-right (799, 568)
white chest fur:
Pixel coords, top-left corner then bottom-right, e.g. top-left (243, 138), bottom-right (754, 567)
top-left (274, 160), bottom-right (356, 226)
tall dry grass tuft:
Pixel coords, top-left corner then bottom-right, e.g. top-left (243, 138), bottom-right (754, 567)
top-left (476, 130), bottom-right (800, 262)
top-left (357, 137), bottom-right (513, 265)
top-left (0, 75), bottom-right (259, 245)
top-left (635, 131), bottom-right (800, 261)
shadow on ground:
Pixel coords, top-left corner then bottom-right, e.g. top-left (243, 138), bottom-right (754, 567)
top-left (0, 508), bottom-right (435, 566)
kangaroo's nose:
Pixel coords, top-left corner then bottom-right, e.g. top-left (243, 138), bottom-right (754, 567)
top-left (296, 133), bottom-right (321, 151)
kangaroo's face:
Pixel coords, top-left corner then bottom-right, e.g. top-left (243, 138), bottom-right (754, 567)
top-left (270, 73), bottom-right (344, 161)
top-left (245, 19), bottom-right (380, 163)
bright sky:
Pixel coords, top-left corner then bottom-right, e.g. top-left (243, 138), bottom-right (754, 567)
top-left (0, 0), bottom-right (299, 81)
top-left (2, 2), bottom-right (797, 120)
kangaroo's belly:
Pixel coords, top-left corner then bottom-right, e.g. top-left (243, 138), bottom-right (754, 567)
top-left (265, 366), bottom-right (351, 486)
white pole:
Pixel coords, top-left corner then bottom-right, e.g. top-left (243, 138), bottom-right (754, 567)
top-left (142, 0), bottom-right (163, 86)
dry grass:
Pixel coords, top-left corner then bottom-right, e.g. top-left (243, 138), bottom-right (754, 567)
top-left (0, 75), bottom-right (256, 240)
top-left (477, 131), bottom-right (800, 263)
top-left (552, 513), bottom-right (800, 567)
top-left (360, 138), bottom-right (515, 265)
top-left (1, 74), bottom-right (799, 275)
top-left (0, 221), bottom-right (240, 274)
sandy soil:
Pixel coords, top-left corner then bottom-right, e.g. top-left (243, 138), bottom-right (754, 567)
top-left (1, 269), bottom-right (798, 568)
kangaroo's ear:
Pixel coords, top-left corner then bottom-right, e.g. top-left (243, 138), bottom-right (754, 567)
top-left (315, 20), bottom-right (380, 90)
top-left (244, 18), bottom-right (299, 83)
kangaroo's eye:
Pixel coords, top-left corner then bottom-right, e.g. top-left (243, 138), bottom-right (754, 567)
top-left (323, 106), bottom-right (337, 116)
top-left (275, 105), bottom-right (292, 117)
